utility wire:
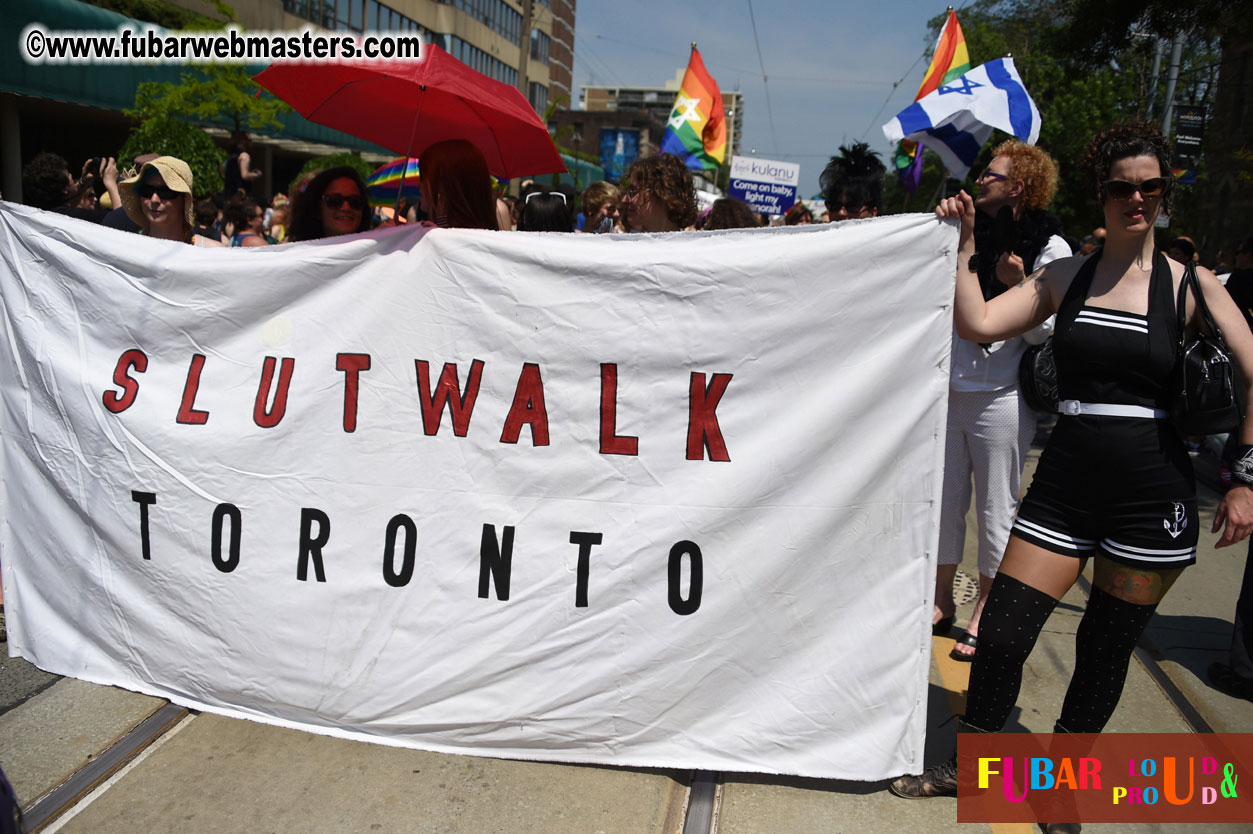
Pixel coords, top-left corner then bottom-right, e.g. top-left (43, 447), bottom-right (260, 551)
top-left (746, 0), bottom-right (780, 156)
top-left (574, 30), bottom-right (895, 85)
top-left (859, 50), bottom-right (925, 142)
top-left (573, 30), bottom-right (623, 86)
top-left (575, 30), bottom-right (760, 77)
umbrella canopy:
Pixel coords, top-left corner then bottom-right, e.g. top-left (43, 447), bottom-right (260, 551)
top-left (254, 45), bottom-right (566, 180)
top-left (364, 157), bottom-right (423, 206)
top-left (363, 157), bottom-right (505, 207)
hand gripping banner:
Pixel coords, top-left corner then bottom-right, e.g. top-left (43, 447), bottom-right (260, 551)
top-left (0, 203), bottom-right (954, 779)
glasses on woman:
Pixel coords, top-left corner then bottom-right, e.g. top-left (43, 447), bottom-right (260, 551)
top-left (138, 184), bottom-right (180, 201)
top-left (322, 193), bottom-right (364, 211)
top-left (975, 169), bottom-right (1008, 184)
top-left (1102, 177), bottom-right (1172, 201)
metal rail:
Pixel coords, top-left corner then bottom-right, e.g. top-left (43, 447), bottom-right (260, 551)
top-left (21, 703), bottom-right (189, 833)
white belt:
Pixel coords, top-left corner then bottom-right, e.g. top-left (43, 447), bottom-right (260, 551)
top-left (1058, 400), bottom-right (1168, 419)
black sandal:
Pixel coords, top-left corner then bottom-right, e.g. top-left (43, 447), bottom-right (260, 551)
top-left (932, 614), bottom-right (955, 635)
top-left (949, 630), bottom-right (977, 661)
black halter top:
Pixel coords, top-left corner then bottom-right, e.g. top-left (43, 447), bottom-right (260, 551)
top-left (1051, 250), bottom-right (1179, 411)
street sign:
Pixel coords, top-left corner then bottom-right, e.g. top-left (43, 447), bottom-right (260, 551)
top-left (1172, 104), bottom-right (1204, 185)
top-left (727, 155), bottom-right (799, 215)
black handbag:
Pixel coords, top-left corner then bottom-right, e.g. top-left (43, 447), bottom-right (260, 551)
top-left (1018, 336), bottom-right (1059, 413)
top-left (1169, 260), bottom-right (1244, 435)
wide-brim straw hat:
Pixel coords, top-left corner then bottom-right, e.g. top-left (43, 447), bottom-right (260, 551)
top-left (120, 156), bottom-right (195, 230)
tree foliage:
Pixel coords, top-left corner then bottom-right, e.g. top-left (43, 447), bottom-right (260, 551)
top-left (1058, 0), bottom-right (1239, 63)
top-left (126, 65), bottom-right (289, 134)
top-left (884, 0), bottom-right (1222, 240)
top-left (295, 153), bottom-right (376, 186)
top-left (118, 117), bottom-right (225, 197)
top-left (100, 0), bottom-right (290, 135)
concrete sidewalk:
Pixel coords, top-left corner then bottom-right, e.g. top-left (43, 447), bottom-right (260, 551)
top-left (2, 445), bottom-right (1251, 833)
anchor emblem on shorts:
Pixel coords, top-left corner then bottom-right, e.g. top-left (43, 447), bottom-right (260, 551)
top-left (1163, 502), bottom-right (1188, 539)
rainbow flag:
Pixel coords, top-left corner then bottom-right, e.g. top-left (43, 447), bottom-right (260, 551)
top-left (895, 9), bottom-right (971, 191)
top-left (660, 46), bottom-right (727, 172)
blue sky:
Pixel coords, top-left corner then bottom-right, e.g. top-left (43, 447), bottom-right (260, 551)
top-left (570, 0), bottom-right (962, 197)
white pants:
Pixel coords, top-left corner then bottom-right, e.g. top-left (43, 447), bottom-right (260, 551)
top-left (938, 387), bottom-right (1036, 576)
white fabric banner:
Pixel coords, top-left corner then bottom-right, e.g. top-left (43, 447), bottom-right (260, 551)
top-left (0, 203), bottom-right (954, 780)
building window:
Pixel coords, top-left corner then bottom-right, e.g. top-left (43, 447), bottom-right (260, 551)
top-left (448, 36), bottom-right (519, 87)
top-left (529, 82), bottom-right (547, 112)
top-left (530, 29), bottom-right (550, 64)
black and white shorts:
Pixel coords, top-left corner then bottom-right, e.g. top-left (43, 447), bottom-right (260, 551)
top-left (1010, 416), bottom-right (1198, 568)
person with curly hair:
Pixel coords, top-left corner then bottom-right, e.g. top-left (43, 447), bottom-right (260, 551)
top-left (22, 152), bottom-right (121, 224)
top-left (620, 154), bottom-right (697, 233)
top-left (820, 142), bottom-right (885, 221)
top-left (891, 123), bottom-right (1253, 834)
top-left (936, 140), bottom-right (1071, 663)
top-left (288, 166), bottom-right (374, 242)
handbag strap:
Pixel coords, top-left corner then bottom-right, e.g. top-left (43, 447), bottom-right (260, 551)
top-left (1175, 258), bottom-right (1224, 347)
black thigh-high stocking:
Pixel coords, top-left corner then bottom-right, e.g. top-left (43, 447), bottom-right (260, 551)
top-left (963, 573), bottom-right (1060, 732)
top-left (1058, 586), bottom-right (1158, 732)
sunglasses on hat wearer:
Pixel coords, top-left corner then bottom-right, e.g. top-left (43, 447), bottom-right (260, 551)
top-left (1102, 177), bottom-right (1173, 201)
top-left (322, 193), bottom-right (365, 211)
top-left (138, 184), bottom-right (181, 201)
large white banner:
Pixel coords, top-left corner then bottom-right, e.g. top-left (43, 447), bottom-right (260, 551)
top-left (0, 203), bottom-right (954, 779)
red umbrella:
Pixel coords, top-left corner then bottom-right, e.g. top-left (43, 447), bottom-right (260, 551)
top-left (254, 44), bottom-right (566, 180)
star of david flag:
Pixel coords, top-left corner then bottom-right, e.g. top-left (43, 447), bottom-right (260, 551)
top-left (882, 57), bottom-right (1040, 178)
top-left (659, 46), bottom-right (726, 173)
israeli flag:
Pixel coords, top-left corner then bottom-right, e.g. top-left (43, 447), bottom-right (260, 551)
top-left (882, 57), bottom-right (1041, 178)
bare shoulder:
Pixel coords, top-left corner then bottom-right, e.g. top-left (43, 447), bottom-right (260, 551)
top-left (1031, 253), bottom-right (1085, 304)
top-left (1166, 257), bottom-right (1222, 293)
top-left (1195, 263), bottom-right (1222, 288)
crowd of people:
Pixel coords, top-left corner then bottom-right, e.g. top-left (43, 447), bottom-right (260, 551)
top-left (7, 120), bottom-right (1253, 834)
top-left (13, 134), bottom-right (843, 245)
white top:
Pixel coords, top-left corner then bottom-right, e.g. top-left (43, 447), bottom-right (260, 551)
top-left (950, 234), bottom-right (1071, 392)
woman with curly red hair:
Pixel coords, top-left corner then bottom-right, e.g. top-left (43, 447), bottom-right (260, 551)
top-left (620, 153), bottom-right (697, 233)
top-left (891, 123), bottom-right (1253, 831)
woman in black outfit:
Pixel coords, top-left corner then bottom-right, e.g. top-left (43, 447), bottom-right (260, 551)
top-left (890, 123), bottom-right (1253, 833)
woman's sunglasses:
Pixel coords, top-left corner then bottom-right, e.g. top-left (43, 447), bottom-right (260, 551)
top-left (1102, 177), bottom-right (1172, 201)
top-left (322, 194), bottom-right (365, 211)
top-left (137, 184), bottom-right (180, 201)
top-left (975, 169), bottom-right (1009, 184)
